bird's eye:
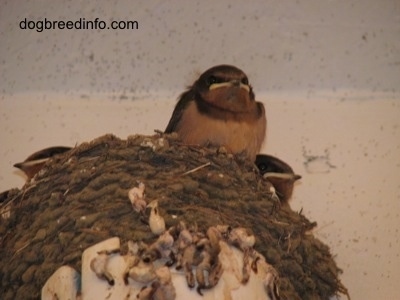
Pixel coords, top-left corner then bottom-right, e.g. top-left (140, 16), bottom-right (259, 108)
top-left (207, 75), bottom-right (220, 86)
top-left (241, 77), bottom-right (249, 85)
top-left (257, 162), bottom-right (275, 174)
top-left (257, 163), bottom-right (267, 172)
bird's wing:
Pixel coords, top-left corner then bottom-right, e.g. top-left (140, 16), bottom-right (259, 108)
top-left (164, 90), bottom-right (195, 133)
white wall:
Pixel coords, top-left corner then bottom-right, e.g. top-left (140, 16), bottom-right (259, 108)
top-left (1, 0), bottom-right (399, 96)
top-left (1, 1), bottom-right (400, 299)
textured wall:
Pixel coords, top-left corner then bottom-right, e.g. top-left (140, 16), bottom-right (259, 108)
top-left (1, 1), bottom-right (400, 299)
top-left (1, 0), bottom-right (399, 97)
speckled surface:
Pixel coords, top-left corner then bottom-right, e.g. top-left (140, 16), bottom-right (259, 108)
top-left (1, 0), bottom-right (400, 96)
top-left (1, 0), bottom-right (400, 299)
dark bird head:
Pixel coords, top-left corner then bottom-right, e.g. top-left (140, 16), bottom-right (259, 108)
top-left (192, 65), bottom-right (256, 114)
top-left (256, 154), bottom-right (302, 203)
top-left (14, 146), bottom-right (72, 180)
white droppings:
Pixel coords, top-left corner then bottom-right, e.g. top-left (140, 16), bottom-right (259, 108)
top-left (147, 200), bottom-right (166, 235)
top-left (128, 181), bottom-right (147, 213)
top-left (89, 250), bottom-right (115, 286)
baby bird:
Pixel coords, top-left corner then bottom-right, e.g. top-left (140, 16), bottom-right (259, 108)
top-left (13, 146), bottom-right (71, 180)
top-left (165, 65), bottom-right (266, 161)
top-left (256, 154), bottom-right (301, 203)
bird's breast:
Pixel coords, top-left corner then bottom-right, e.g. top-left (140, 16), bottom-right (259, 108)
top-left (175, 102), bottom-right (266, 160)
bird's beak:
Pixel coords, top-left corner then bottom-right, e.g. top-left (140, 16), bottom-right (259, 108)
top-left (209, 80), bottom-right (250, 92)
top-left (14, 158), bottom-right (49, 169)
top-left (293, 174), bottom-right (302, 181)
top-left (263, 172), bottom-right (301, 181)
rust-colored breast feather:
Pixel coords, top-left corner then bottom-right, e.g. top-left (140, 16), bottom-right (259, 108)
top-left (175, 101), bottom-right (266, 161)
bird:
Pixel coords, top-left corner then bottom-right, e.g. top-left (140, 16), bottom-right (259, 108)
top-left (255, 154), bottom-right (302, 203)
top-left (164, 65), bottom-right (266, 161)
top-left (13, 146), bottom-right (72, 180)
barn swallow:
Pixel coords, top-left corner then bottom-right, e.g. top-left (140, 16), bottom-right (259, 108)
top-left (13, 146), bottom-right (72, 180)
top-left (165, 65), bottom-right (266, 161)
top-left (256, 154), bottom-right (301, 203)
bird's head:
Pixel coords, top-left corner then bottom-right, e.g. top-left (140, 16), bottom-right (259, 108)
top-left (256, 154), bottom-right (302, 202)
top-left (192, 65), bottom-right (255, 113)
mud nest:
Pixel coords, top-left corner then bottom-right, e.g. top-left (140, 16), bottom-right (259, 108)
top-left (0, 133), bottom-right (348, 299)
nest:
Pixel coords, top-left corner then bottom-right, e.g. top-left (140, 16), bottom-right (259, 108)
top-left (0, 133), bottom-right (348, 299)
